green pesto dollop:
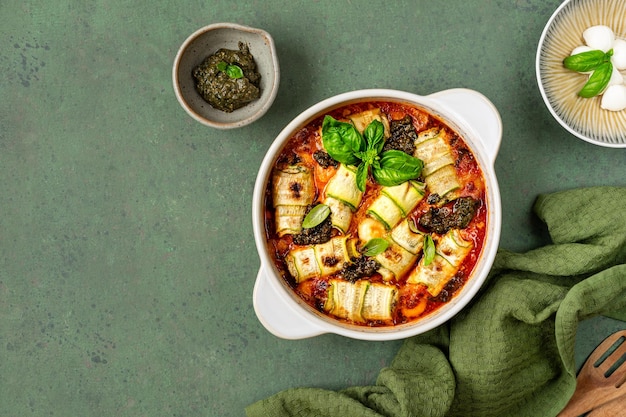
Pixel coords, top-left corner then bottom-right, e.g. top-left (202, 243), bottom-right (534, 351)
top-left (192, 42), bottom-right (261, 113)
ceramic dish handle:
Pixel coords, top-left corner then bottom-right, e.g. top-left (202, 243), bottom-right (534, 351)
top-left (428, 88), bottom-right (502, 164)
top-left (253, 266), bottom-right (326, 339)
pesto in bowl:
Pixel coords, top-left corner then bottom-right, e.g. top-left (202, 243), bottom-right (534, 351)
top-left (193, 42), bottom-right (261, 113)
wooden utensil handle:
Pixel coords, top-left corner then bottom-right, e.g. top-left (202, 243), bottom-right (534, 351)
top-left (557, 387), bottom-right (626, 417)
top-left (586, 394), bottom-right (626, 417)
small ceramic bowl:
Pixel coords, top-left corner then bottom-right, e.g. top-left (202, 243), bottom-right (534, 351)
top-left (172, 23), bottom-right (280, 129)
top-left (536, 0), bottom-right (626, 147)
top-left (251, 88), bottom-right (503, 341)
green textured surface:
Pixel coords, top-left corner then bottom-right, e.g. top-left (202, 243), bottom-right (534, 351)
top-left (0, 1), bottom-right (624, 416)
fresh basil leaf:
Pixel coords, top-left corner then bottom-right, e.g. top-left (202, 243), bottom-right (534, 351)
top-left (423, 234), bottom-right (435, 266)
top-left (372, 150), bottom-right (423, 187)
top-left (302, 204), bottom-right (330, 229)
top-left (362, 237), bottom-right (389, 257)
top-left (578, 61), bottom-right (613, 98)
top-left (225, 64), bottom-right (244, 79)
top-left (321, 116), bottom-right (365, 166)
top-left (563, 50), bottom-right (608, 72)
top-left (364, 120), bottom-right (385, 154)
top-left (216, 61), bottom-right (244, 79)
top-left (356, 161), bottom-right (369, 192)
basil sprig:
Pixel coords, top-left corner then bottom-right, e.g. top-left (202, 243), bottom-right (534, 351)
top-left (563, 49), bottom-right (614, 98)
top-left (216, 61), bottom-right (244, 79)
top-left (321, 116), bottom-right (423, 191)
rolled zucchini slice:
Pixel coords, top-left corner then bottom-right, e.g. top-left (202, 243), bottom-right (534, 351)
top-left (391, 218), bottom-right (425, 254)
top-left (286, 247), bottom-right (320, 283)
top-left (314, 236), bottom-right (351, 276)
top-left (275, 205), bottom-right (308, 237)
top-left (324, 279), bottom-right (397, 323)
top-left (324, 196), bottom-right (352, 234)
top-left (272, 165), bottom-right (315, 207)
top-left (381, 180), bottom-right (425, 216)
top-left (286, 236), bottom-right (358, 282)
top-left (413, 128), bottom-right (461, 200)
top-left (422, 152), bottom-right (455, 177)
top-left (362, 283), bottom-right (397, 322)
top-left (424, 165), bottom-right (461, 200)
top-left (347, 108), bottom-right (391, 137)
top-left (374, 241), bottom-right (418, 281)
top-left (414, 132), bottom-right (450, 165)
top-left (406, 254), bottom-right (456, 296)
top-left (415, 127), bottom-right (441, 145)
top-left (406, 229), bottom-right (473, 296)
top-left (366, 181), bottom-right (424, 230)
top-left (325, 164), bottom-right (363, 210)
top-left (437, 229), bottom-right (473, 266)
top-left (272, 165), bottom-right (315, 236)
top-left (325, 279), bottom-right (369, 323)
top-left (367, 194), bottom-right (404, 230)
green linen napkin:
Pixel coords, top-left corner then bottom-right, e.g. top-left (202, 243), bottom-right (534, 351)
top-left (246, 186), bottom-right (626, 417)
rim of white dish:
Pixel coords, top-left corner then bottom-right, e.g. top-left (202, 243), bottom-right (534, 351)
top-left (251, 88), bottom-right (502, 340)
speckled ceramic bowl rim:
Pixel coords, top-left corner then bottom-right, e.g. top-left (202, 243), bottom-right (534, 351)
top-left (252, 88), bottom-right (503, 341)
top-left (172, 23), bottom-right (279, 129)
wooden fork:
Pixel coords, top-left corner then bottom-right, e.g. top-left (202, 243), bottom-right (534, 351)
top-left (557, 330), bottom-right (626, 417)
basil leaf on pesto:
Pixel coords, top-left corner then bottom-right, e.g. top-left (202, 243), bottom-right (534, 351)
top-left (216, 61), bottom-right (244, 79)
top-left (302, 204), bottom-right (330, 229)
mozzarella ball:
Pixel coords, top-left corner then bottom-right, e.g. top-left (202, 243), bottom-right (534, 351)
top-left (583, 25), bottom-right (615, 52)
top-left (358, 217), bottom-right (386, 243)
top-left (571, 45), bottom-right (593, 55)
top-left (600, 84), bottom-right (626, 111)
top-left (612, 39), bottom-right (626, 70)
top-left (607, 65), bottom-right (624, 87)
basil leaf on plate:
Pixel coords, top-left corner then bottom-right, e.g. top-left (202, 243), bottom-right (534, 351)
top-left (302, 203), bottom-right (330, 229)
top-left (578, 61), bottom-right (613, 98)
top-left (372, 150), bottom-right (423, 187)
top-left (362, 237), bottom-right (389, 257)
top-left (563, 49), bottom-right (608, 72)
top-left (321, 116), bottom-right (365, 166)
top-left (423, 234), bottom-right (435, 266)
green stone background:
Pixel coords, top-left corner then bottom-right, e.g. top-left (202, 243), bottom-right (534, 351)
top-left (1, 0), bottom-right (624, 416)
